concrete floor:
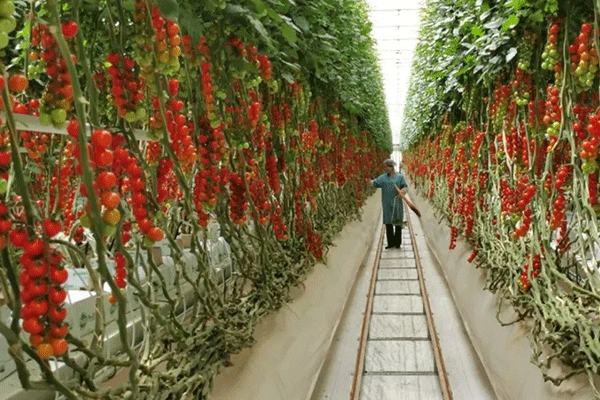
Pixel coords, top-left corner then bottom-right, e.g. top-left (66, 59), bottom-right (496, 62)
top-left (310, 213), bottom-right (497, 400)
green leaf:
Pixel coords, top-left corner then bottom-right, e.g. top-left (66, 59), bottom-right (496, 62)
top-left (229, 57), bottom-right (260, 75)
top-left (501, 15), bottom-right (519, 31)
top-left (506, 47), bottom-right (517, 62)
top-left (529, 10), bottom-right (544, 23)
top-left (250, 0), bottom-right (266, 14)
top-left (280, 22), bottom-right (298, 44)
top-left (292, 15), bottom-right (310, 32)
top-left (471, 26), bottom-right (483, 37)
top-left (281, 72), bottom-right (295, 83)
top-left (155, 0), bottom-right (179, 20)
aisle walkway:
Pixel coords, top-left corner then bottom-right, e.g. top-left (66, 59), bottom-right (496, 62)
top-left (311, 204), bottom-right (496, 400)
top-left (357, 230), bottom-right (446, 399)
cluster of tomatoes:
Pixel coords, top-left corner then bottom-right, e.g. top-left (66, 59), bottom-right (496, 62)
top-left (489, 83), bottom-right (511, 133)
top-left (577, 107), bottom-right (600, 172)
top-left (265, 138), bottom-right (281, 195)
top-left (569, 22), bottom-right (598, 92)
top-left (201, 61), bottom-right (215, 117)
top-left (252, 123), bottom-right (266, 151)
top-left (271, 104), bottom-right (284, 131)
top-left (164, 84), bottom-right (197, 172)
top-left (31, 22), bottom-right (78, 127)
top-left (543, 85), bottom-right (561, 140)
top-left (518, 253), bottom-right (542, 292)
top-left (228, 171), bottom-right (248, 226)
top-left (589, 173), bottom-right (598, 205)
top-left (152, 5), bottom-right (181, 70)
top-left (16, 236), bottom-right (69, 359)
top-left (270, 202), bottom-right (288, 241)
top-left (194, 119), bottom-right (228, 226)
top-left (256, 54), bottom-right (272, 82)
top-left (247, 169), bottom-right (271, 225)
top-left (541, 19), bottom-right (561, 73)
top-left (72, 128), bottom-right (122, 230)
top-left (512, 68), bottom-right (533, 107)
top-left (248, 100), bottom-right (262, 129)
top-left (105, 53), bottom-right (146, 122)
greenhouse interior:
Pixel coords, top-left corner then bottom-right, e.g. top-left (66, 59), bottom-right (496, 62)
top-left (0, 0), bottom-right (599, 399)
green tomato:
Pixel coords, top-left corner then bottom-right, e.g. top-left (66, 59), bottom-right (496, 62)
top-left (0, 31), bottom-right (8, 48)
top-left (0, 1), bottom-right (14, 17)
top-left (124, 111), bottom-right (138, 123)
top-left (0, 178), bottom-right (7, 194)
top-left (0, 16), bottom-right (15, 33)
top-left (136, 107), bottom-right (147, 119)
top-left (51, 108), bottom-right (67, 125)
top-left (80, 214), bottom-right (92, 228)
top-left (104, 224), bottom-right (117, 236)
top-left (39, 113), bottom-right (52, 126)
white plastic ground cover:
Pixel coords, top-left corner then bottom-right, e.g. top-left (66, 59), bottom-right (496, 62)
top-left (411, 185), bottom-right (597, 400)
top-left (210, 193), bottom-right (381, 400)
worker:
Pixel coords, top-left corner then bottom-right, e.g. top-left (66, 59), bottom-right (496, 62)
top-left (371, 159), bottom-right (408, 249)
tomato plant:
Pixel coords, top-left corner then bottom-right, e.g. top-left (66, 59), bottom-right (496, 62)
top-left (403, 0), bottom-right (600, 392)
top-left (0, 0), bottom-right (389, 398)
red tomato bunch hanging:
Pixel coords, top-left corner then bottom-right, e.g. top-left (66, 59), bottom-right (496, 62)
top-left (18, 238), bottom-right (69, 359)
top-left (105, 53), bottom-right (146, 122)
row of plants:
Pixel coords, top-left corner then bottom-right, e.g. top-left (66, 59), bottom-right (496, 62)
top-left (0, 0), bottom-right (390, 398)
top-left (403, 0), bottom-right (600, 394)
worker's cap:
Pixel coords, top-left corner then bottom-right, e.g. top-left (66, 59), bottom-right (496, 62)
top-left (383, 159), bottom-right (396, 167)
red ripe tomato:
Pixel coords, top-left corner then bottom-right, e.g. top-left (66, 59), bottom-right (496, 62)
top-left (49, 324), bottom-right (69, 339)
top-left (127, 163), bottom-right (143, 178)
top-left (67, 119), bottom-right (79, 139)
top-left (28, 280), bottom-right (48, 298)
top-left (8, 74), bottom-right (28, 93)
top-left (168, 78), bottom-right (179, 96)
top-left (91, 129), bottom-right (112, 149)
top-left (95, 149), bottom-right (114, 167)
top-left (24, 238), bottom-right (45, 257)
top-left (22, 317), bottom-right (44, 334)
top-left (51, 338), bottom-right (68, 356)
top-left (49, 306), bottom-right (67, 323)
top-left (43, 219), bottom-right (62, 238)
top-left (29, 334), bottom-right (44, 348)
top-left (146, 227), bottom-right (164, 242)
top-left (49, 286), bottom-right (67, 304)
top-left (21, 303), bottom-right (34, 319)
top-left (27, 261), bottom-right (49, 280)
top-left (49, 267), bottom-right (69, 284)
top-left (582, 22), bottom-right (593, 34)
top-left (29, 299), bottom-right (49, 317)
top-left (96, 171), bottom-right (117, 189)
top-left (102, 191), bottom-right (120, 209)
top-left (0, 219), bottom-right (12, 233)
top-left (9, 229), bottom-right (27, 247)
top-left (133, 207), bottom-right (147, 220)
top-left (115, 267), bottom-right (127, 278)
top-left (114, 275), bottom-right (126, 289)
top-left (132, 193), bottom-right (146, 206)
top-left (19, 271), bottom-right (31, 286)
top-left (61, 20), bottom-right (78, 39)
top-left (137, 219), bottom-right (152, 233)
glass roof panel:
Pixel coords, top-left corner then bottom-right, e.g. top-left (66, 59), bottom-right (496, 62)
top-left (367, 0), bottom-right (424, 147)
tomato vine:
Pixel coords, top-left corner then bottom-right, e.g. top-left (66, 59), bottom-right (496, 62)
top-left (404, 0), bottom-right (600, 393)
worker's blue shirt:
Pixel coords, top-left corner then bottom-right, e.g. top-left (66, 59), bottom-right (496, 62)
top-left (373, 172), bottom-right (408, 224)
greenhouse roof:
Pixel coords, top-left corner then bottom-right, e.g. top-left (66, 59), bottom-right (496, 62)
top-left (367, 0), bottom-right (424, 147)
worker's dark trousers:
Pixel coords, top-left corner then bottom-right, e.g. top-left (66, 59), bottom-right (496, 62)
top-left (385, 224), bottom-right (402, 247)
